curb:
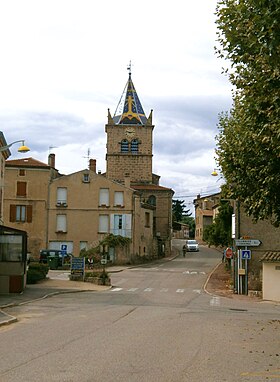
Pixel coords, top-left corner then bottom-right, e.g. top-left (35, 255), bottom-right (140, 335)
top-left (0, 310), bottom-right (18, 327)
top-left (203, 261), bottom-right (222, 296)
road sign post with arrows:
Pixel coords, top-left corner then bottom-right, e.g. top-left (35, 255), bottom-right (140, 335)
top-left (235, 239), bottom-right (261, 295)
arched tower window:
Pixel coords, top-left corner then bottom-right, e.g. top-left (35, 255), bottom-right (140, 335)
top-left (121, 139), bottom-right (129, 152)
top-left (147, 195), bottom-right (156, 206)
top-left (131, 139), bottom-right (139, 153)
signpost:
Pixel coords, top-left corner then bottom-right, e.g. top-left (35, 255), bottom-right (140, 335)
top-left (241, 249), bottom-right (251, 260)
top-left (60, 244), bottom-right (67, 265)
top-left (235, 238), bottom-right (260, 295)
top-left (235, 239), bottom-right (261, 247)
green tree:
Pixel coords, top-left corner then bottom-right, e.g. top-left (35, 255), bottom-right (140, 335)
top-left (203, 201), bottom-right (233, 247)
top-left (182, 215), bottom-right (195, 238)
top-left (215, 0), bottom-right (280, 226)
top-left (172, 199), bottom-right (191, 222)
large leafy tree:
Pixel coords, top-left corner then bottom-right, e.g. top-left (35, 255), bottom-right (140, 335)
top-left (203, 201), bottom-right (233, 247)
top-left (215, 0), bottom-right (280, 225)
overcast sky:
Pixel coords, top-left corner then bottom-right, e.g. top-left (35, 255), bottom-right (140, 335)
top-left (0, 0), bottom-right (232, 214)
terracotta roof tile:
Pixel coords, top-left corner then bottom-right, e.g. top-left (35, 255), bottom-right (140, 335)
top-left (260, 252), bottom-right (280, 262)
top-left (132, 184), bottom-right (173, 192)
top-left (6, 157), bottom-right (50, 168)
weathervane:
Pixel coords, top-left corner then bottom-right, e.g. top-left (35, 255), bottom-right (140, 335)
top-left (127, 60), bottom-right (132, 75)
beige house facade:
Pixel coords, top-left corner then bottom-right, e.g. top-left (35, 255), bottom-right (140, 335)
top-left (4, 156), bottom-right (60, 257)
top-left (194, 193), bottom-right (220, 242)
top-left (47, 165), bottom-right (156, 261)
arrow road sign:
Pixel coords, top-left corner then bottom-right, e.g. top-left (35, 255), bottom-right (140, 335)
top-left (241, 249), bottom-right (251, 260)
top-left (235, 239), bottom-right (261, 247)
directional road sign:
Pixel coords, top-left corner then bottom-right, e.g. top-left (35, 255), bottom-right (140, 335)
top-left (235, 239), bottom-right (261, 247)
top-left (241, 249), bottom-right (251, 260)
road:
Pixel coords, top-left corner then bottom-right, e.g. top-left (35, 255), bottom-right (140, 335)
top-left (0, 242), bottom-right (279, 381)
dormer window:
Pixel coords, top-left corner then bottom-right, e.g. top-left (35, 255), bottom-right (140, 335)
top-left (83, 173), bottom-right (90, 183)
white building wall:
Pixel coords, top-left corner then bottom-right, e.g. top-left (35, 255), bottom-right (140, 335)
top-left (262, 262), bottom-right (280, 302)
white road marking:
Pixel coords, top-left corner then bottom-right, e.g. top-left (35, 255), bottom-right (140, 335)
top-left (210, 297), bottom-right (221, 306)
top-left (127, 288), bottom-right (138, 292)
top-left (144, 288), bottom-right (153, 292)
top-left (111, 288), bottom-right (123, 292)
top-left (176, 289), bottom-right (185, 293)
top-left (193, 289), bottom-right (201, 294)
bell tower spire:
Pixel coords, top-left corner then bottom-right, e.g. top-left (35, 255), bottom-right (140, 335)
top-left (105, 66), bottom-right (154, 184)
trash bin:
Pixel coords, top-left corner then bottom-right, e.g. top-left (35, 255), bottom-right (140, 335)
top-left (48, 255), bottom-right (59, 270)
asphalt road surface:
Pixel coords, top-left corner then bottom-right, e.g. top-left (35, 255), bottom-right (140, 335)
top-left (1, 243), bottom-right (280, 381)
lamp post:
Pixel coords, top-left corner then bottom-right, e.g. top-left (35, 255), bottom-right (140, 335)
top-left (0, 140), bottom-right (30, 154)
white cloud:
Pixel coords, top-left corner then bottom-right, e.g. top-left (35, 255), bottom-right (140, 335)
top-left (0, 0), bottom-right (232, 215)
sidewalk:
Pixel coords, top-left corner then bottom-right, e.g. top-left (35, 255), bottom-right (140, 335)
top-left (0, 266), bottom-right (128, 326)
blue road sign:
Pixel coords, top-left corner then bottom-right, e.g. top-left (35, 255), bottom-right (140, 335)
top-left (61, 244), bottom-right (67, 251)
top-left (241, 249), bottom-right (251, 260)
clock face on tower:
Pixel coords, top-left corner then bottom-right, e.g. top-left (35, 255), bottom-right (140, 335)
top-left (125, 128), bottom-right (135, 138)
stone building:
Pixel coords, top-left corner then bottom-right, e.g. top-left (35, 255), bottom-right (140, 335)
top-left (105, 69), bottom-right (174, 256)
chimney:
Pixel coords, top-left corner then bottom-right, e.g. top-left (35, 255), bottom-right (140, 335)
top-left (124, 173), bottom-right (130, 188)
top-left (89, 159), bottom-right (96, 173)
top-left (48, 153), bottom-right (55, 168)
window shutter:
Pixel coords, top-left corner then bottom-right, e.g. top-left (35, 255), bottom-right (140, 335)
top-left (56, 214), bottom-right (66, 232)
top-left (10, 204), bottom-right (16, 222)
top-left (99, 188), bottom-right (109, 206)
top-left (17, 181), bottom-right (27, 197)
top-left (57, 187), bottom-right (67, 203)
top-left (26, 205), bottom-right (32, 222)
top-left (99, 215), bottom-right (109, 233)
top-left (114, 191), bottom-right (124, 206)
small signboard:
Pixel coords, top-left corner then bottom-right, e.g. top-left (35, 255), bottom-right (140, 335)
top-left (235, 239), bottom-right (261, 247)
top-left (60, 244), bottom-right (67, 257)
top-left (225, 247), bottom-right (233, 259)
top-left (71, 257), bottom-right (85, 276)
top-left (101, 259), bottom-right (107, 265)
top-left (241, 249), bottom-right (251, 260)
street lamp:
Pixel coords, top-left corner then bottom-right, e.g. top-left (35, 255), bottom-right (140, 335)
top-left (0, 140), bottom-right (30, 153)
top-left (211, 168), bottom-right (218, 177)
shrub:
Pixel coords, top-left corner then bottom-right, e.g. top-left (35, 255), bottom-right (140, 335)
top-left (27, 262), bottom-right (49, 284)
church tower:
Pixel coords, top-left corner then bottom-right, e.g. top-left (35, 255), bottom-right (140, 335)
top-left (105, 67), bottom-right (154, 185)
top-left (105, 66), bottom-right (174, 258)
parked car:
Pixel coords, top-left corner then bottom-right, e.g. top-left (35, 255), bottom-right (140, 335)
top-left (186, 240), bottom-right (199, 252)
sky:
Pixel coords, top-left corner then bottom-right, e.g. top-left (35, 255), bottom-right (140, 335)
top-left (0, 0), bottom-right (232, 214)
